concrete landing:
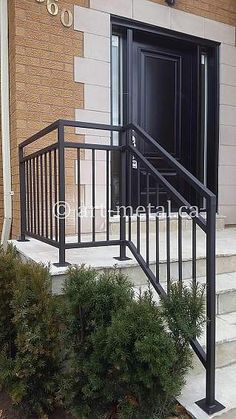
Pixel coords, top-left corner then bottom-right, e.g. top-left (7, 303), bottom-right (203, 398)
top-left (11, 227), bottom-right (236, 293)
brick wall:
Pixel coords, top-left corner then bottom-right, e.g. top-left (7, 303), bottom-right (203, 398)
top-left (151, 0), bottom-right (236, 26)
top-left (8, 0), bottom-right (88, 238)
top-left (6, 0), bottom-right (236, 238)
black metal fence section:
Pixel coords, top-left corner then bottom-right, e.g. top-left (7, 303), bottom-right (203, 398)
top-left (19, 119), bottom-right (223, 415)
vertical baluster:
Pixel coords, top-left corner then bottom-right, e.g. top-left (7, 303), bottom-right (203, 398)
top-left (33, 158), bottom-right (36, 234)
top-left (54, 149), bottom-right (58, 241)
top-left (137, 160), bottom-right (141, 254)
top-left (92, 149), bottom-right (96, 242)
top-left (178, 212), bottom-right (183, 287)
top-left (156, 184), bottom-right (160, 280)
top-left (192, 217), bottom-right (197, 286)
top-left (166, 197), bottom-right (171, 293)
top-left (146, 172), bottom-right (150, 267)
top-left (49, 151), bottom-right (53, 240)
top-left (40, 154), bottom-right (44, 237)
top-left (77, 149), bottom-right (81, 243)
top-left (36, 156), bottom-right (40, 235)
top-left (45, 153), bottom-right (49, 239)
top-left (19, 148), bottom-right (27, 241)
top-left (29, 159), bottom-right (33, 233)
top-left (106, 149), bottom-right (110, 241)
top-left (26, 160), bottom-right (30, 232)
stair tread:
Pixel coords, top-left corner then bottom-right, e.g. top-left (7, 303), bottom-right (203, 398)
top-left (134, 272), bottom-right (236, 296)
top-left (133, 282), bottom-right (236, 345)
top-left (214, 312), bottom-right (236, 345)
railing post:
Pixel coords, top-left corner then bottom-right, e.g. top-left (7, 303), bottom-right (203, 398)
top-left (114, 129), bottom-right (130, 261)
top-left (196, 195), bottom-right (225, 415)
top-left (54, 121), bottom-right (69, 267)
top-left (18, 147), bottom-right (28, 242)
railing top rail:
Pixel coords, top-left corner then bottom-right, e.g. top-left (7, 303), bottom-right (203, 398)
top-left (20, 120), bottom-right (123, 150)
top-left (130, 123), bottom-right (216, 201)
top-left (19, 118), bottom-right (216, 203)
top-left (19, 120), bottom-right (60, 150)
top-left (59, 119), bottom-right (123, 132)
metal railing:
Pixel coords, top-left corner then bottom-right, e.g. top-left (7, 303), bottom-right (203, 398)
top-left (18, 119), bottom-right (224, 415)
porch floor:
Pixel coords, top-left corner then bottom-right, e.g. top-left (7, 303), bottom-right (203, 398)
top-left (12, 226), bottom-right (236, 275)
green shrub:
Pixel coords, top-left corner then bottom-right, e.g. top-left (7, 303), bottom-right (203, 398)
top-left (160, 282), bottom-right (205, 342)
top-left (61, 266), bottom-right (134, 417)
top-left (0, 245), bottom-right (19, 357)
top-left (62, 267), bottom-right (205, 419)
top-left (0, 258), bottom-right (61, 417)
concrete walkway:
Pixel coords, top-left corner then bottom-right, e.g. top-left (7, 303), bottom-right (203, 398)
top-left (179, 363), bottom-right (236, 418)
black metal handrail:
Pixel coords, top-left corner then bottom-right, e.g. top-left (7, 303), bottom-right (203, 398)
top-left (18, 119), bottom-right (224, 415)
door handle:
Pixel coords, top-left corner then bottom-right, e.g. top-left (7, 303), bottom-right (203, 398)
top-left (131, 133), bottom-right (137, 169)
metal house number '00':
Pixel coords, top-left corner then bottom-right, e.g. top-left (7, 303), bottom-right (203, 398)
top-left (35, 0), bottom-right (73, 28)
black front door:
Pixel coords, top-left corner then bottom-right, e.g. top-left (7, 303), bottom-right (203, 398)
top-left (131, 32), bottom-right (199, 208)
top-left (111, 23), bottom-right (219, 211)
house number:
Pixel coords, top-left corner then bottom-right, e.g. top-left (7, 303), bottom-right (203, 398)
top-left (35, 0), bottom-right (73, 28)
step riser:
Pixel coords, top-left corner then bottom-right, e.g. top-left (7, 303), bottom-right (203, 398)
top-left (192, 340), bottom-right (236, 375)
top-left (217, 291), bottom-right (236, 315)
top-left (51, 280), bottom-right (236, 318)
top-left (109, 217), bottom-right (225, 235)
top-left (111, 254), bottom-right (236, 286)
top-left (51, 278), bottom-right (236, 371)
top-left (51, 254), bottom-right (236, 302)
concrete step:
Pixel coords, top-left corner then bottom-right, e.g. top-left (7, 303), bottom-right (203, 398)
top-left (12, 227), bottom-right (236, 295)
top-left (200, 312), bottom-right (236, 370)
top-left (109, 213), bottom-right (225, 235)
top-left (133, 272), bottom-right (236, 316)
top-left (133, 285), bottom-right (236, 371)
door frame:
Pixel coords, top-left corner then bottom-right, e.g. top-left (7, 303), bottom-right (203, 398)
top-left (111, 16), bottom-right (220, 207)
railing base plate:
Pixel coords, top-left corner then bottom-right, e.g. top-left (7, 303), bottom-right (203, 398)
top-left (196, 398), bottom-right (225, 415)
top-left (17, 238), bottom-right (30, 242)
top-left (53, 262), bottom-right (71, 268)
top-left (113, 256), bottom-right (132, 261)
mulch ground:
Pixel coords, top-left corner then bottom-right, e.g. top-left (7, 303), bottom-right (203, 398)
top-left (0, 392), bottom-right (73, 419)
top-left (0, 391), bottom-right (190, 418)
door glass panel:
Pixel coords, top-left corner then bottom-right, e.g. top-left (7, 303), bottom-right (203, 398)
top-left (112, 35), bottom-right (123, 143)
top-left (111, 34), bottom-right (122, 209)
top-left (142, 53), bottom-right (178, 155)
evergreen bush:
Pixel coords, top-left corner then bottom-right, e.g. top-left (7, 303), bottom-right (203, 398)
top-left (62, 267), bottom-right (205, 419)
top-left (0, 246), bottom-right (205, 418)
top-left (0, 245), bottom-right (19, 358)
top-left (0, 250), bottom-right (61, 417)
top-left (160, 282), bottom-right (205, 342)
